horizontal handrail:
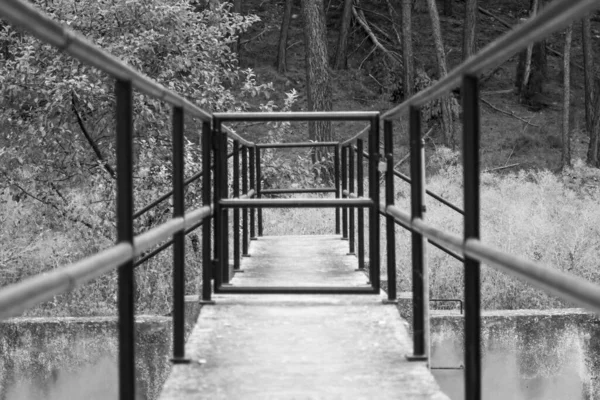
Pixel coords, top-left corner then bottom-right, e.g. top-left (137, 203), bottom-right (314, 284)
top-left (384, 204), bottom-right (600, 314)
top-left (257, 142), bottom-right (338, 148)
top-left (353, 147), bottom-right (464, 215)
top-left (134, 152), bottom-right (234, 220)
top-left (339, 126), bottom-right (369, 147)
top-left (214, 111), bottom-right (379, 121)
top-left (262, 188), bottom-right (336, 195)
top-left (220, 198), bottom-right (373, 208)
top-left (239, 189), bottom-right (257, 199)
top-left (0, 243), bottom-right (133, 319)
top-left (365, 197), bottom-right (463, 261)
top-left (223, 125), bottom-right (255, 147)
top-left (0, 0), bottom-right (212, 121)
top-left (0, 204), bottom-right (213, 319)
top-left (381, 0), bottom-right (599, 120)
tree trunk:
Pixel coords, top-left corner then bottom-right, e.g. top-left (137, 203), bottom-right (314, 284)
top-left (561, 24), bottom-right (572, 167)
top-left (301, 0), bottom-right (333, 175)
top-left (401, 0), bottom-right (414, 99)
top-left (582, 16), bottom-right (598, 166)
top-left (463, 0), bottom-right (477, 60)
top-left (443, 0), bottom-right (452, 17)
top-left (426, 0), bottom-right (454, 146)
top-left (276, 0), bottom-right (294, 73)
top-left (516, 0), bottom-right (548, 106)
top-left (333, 0), bottom-right (353, 69)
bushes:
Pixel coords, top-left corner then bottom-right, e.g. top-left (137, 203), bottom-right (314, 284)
top-left (396, 149), bottom-right (600, 310)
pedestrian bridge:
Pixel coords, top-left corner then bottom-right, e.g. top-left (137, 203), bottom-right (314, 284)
top-left (1, 0), bottom-right (600, 399)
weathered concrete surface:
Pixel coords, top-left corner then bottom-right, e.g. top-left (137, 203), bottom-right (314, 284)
top-left (0, 296), bottom-right (201, 400)
top-left (159, 235), bottom-right (449, 400)
top-left (234, 235), bottom-right (370, 287)
top-left (431, 309), bottom-right (600, 400)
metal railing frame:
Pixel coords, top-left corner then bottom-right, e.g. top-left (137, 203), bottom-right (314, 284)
top-left (2, 1), bottom-right (600, 399)
top-left (211, 111), bottom-right (381, 295)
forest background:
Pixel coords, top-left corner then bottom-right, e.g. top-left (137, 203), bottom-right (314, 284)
top-left (1, 0), bottom-right (600, 316)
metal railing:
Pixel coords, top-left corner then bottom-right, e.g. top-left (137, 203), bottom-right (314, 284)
top-left (344, 2), bottom-right (600, 400)
top-left (0, 0), bottom-right (253, 398)
top-left (211, 111), bottom-right (382, 295)
top-left (2, 1), bottom-right (600, 400)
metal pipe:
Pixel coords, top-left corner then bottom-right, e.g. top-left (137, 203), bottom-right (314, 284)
top-left (249, 146), bottom-right (256, 239)
top-left (357, 139), bottom-right (365, 271)
top-left (463, 75), bottom-right (481, 400)
top-left (214, 111), bottom-right (379, 121)
top-left (171, 106), bottom-right (188, 363)
top-left (0, 244), bottom-right (131, 320)
top-left (342, 146), bottom-right (348, 240)
top-left (115, 79), bottom-right (135, 399)
top-left (242, 146), bottom-right (249, 257)
top-left (256, 146), bottom-right (263, 236)
top-left (348, 143), bottom-right (356, 254)
top-left (408, 106), bottom-right (428, 361)
top-left (133, 151), bottom-right (234, 220)
top-left (353, 147), bottom-right (464, 216)
top-left (220, 198), bottom-right (373, 208)
top-left (261, 188), bottom-right (336, 195)
top-left (233, 141), bottom-right (240, 270)
top-left (334, 145), bottom-right (341, 235)
top-left (202, 121), bottom-right (213, 302)
top-left (256, 142), bottom-right (338, 148)
top-left (339, 126), bottom-right (369, 147)
top-left (220, 129), bottom-right (230, 284)
top-left (213, 119), bottom-right (223, 289)
top-left (384, 120), bottom-right (396, 301)
top-left (368, 116), bottom-right (381, 293)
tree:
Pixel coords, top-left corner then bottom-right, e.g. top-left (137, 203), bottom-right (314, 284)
top-left (301, 0), bottom-right (333, 174)
top-left (463, 0), bottom-right (477, 60)
top-left (516, 0), bottom-right (548, 107)
top-left (276, 0), bottom-right (294, 73)
top-left (426, 0), bottom-right (454, 146)
top-left (443, 0), bottom-right (452, 17)
top-left (333, 0), bottom-right (354, 69)
top-left (401, 0), bottom-right (414, 99)
top-left (582, 15), bottom-right (599, 166)
top-left (561, 24), bottom-right (572, 167)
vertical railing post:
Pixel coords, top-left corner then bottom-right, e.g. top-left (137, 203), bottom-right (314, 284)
top-left (242, 146), bottom-right (249, 256)
top-left (115, 79), bottom-right (135, 399)
top-left (407, 106), bottom-right (428, 362)
top-left (348, 143), bottom-right (355, 255)
top-left (384, 120), bottom-right (397, 302)
top-left (212, 119), bottom-right (222, 290)
top-left (368, 116), bottom-right (380, 292)
top-left (256, 145), bottom-right (263, 236)
top-left (341, 145), bottom-right (348, 240)
top-left (201, 120), bottom-right (213, 303)
top-left (221, 133), bottom-right (230, 284)
top-left (233, 140), bottom-right (240, 271)
top-left (171, 106), bottom-right (189, 363)
top-left (334, 144), bottom-right (341, 235)
top-left (463, 74), bottom-right (481, 400)
top-left (356, 139), bottom-right (365, 271)
top-left (249, 146), bottom-right (256, 240)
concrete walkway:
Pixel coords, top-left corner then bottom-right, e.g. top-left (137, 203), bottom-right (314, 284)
top-left (159, 235), bottom-right (449, 400)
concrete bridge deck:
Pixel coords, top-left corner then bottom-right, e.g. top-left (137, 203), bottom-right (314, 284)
top-left (159, 235), bottom-right (449, 400)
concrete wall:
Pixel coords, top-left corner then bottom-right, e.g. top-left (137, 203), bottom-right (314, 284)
top-left (431, 309), bottom-right (600, 400)
top-left (0, 298), bottom-right (202, 400)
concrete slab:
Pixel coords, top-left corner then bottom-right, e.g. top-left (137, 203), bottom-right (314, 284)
top-left (159, 235), bottom-right (449, 400)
